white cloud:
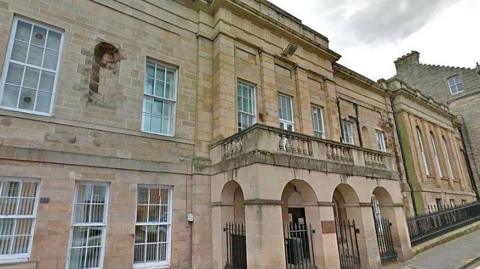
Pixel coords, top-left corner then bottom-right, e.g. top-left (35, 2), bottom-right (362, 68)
top-left (269, 0), bottom-right (480, 80)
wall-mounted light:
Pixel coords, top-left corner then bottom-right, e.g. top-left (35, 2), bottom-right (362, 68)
top-left (282, 43), bottom-right (297, 57)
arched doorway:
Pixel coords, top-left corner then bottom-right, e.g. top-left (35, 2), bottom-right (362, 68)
top-left (220, 181), bottom-right (246, 269)
top-left (372, 187), bottom-right (398, 264)
top-left (281, 180), bottom-right (320, 269)
top-left (332, 184), bottom-right (361, 269)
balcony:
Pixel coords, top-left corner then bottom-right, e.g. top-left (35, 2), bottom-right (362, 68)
top-left (209, 124), bottom-right (398, 180)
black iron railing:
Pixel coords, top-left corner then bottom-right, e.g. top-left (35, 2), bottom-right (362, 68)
top-left (224, 222), bottom-right (247, 269)
top-left (284, 223), bottom-right (317, 269)
top-left (373, 217), bottom-right (397, 264)
top-left (336, 219), bottom-right (361, 269)
top-left (407, 201), bottom-right (480, 245)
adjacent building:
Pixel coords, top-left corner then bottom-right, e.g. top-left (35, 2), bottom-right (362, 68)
top-left (394, 51), bottom-right (480, 198)
top-left (381, 78), bottom-right (477, 215)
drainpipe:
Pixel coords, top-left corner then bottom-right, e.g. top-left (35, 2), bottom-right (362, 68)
top-left (391, 97), bottom-right (418, 216)
top-left (354, 103), bottom-right (363, 147)
top-left (337, 97), bottom-right (343, 142)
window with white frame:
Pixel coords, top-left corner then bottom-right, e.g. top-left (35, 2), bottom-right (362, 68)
top-left (67, 183), bottom-right (109, 269)
top-left (416, 127), bottom-right (430, 176)
top-left (447, 75), bottom-right (463, 95)
top-left (133, 186), bottom-right (172, 268)
top-left (442, 136), bottom-right (454, 179)
top-left (142, 61), bottom-right (177, 136)
top-left (341, 120), bottom-right (354, 144)
top-left (311, 105), bottom-right (325, 138)
top-left (376, 130), bottom-right (386, 152)
top-left (237, 80), bottom-right (256, 131)
top-left (430, 132), bottom-right (444, 178)
top-left (0, 17), bottom-right (63, 115)
top-left (278, 94), bottom-right (294, 131)
top-left (0, 179), bottom-right (39, 262)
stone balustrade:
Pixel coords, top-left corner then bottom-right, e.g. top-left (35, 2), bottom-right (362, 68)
top-left (210, 124), bottom-right (396, 174)
top-left (364, 151), bottom-right (387, 168)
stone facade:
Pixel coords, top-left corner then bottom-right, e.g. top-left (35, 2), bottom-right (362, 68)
top-left (394, 51), bottom-right (480, 198)
top-left (5, 0), bottom-right (475, 269)
top-left (381, 79), bottom-right (477, 216)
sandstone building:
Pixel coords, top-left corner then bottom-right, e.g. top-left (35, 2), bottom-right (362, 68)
top-left (394, 51), bottom-right (480, 199)
top-left (3, 0), bottom-right (474, 269)
top-left (381, 78), bottom-right (477, 215)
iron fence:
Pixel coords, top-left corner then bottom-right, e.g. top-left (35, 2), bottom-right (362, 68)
top-left (284, 223), bottom-right (317, 269)
top-left (373, 217), bottom-right (397, 263)
top-left (224, 222), bottom-right (247, 269)
top-left (407, 201), bottom-right (480, 245)
top-left (336, 219), bottom-right (361, 269)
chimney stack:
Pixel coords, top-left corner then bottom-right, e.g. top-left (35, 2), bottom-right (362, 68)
top-left (394, 51), bottom-right (420, 70)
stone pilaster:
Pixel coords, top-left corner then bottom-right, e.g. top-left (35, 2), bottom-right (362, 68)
top-left (295, 67), bottom-right (314, 135)
top-left (212, 34), bottom-right (236, 140)
top-left (259, 52), bottom-right (278, 127)
top-left (324, 79), bottom-right (341, 141)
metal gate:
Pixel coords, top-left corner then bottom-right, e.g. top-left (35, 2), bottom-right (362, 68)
top-left (335, 219), bottom-right (361, 269)
top-left (373, 217), bottom-right (397, 264)
top-left (283, 223), bottom-right (317, 269)
top-left (224, 222), bottom-right (247, 269)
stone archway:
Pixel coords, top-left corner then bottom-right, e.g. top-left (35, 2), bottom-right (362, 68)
top-left (372, 187), bottom-right (412, 262)
top-left (213, 181), bottom-right (246, 269)
top-left (280, 180), bottom-right (322, 268)
top-left (332, 183), bottom-right (362, 269)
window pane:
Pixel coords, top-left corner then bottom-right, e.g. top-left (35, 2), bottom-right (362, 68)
top-left (69, 248), bottom-right (86, 269)
top-left (36, 91), bottom-right (53, 113)
top-left (15, 21), bottom-right (32, 42)
top-left (23, 67), bottom-right (40, 88)
top-left (11, 236), bottom-right (30, 254)
top-left (88, 227), bottom-right (103, 247)
top-left (27, 45), bottom-right (44, 66)
top-left (146, 64), bottom-right (155, 78)
top-left (11, 41), bottom-right (28, 62)
top-left (0, 219), bottom-right (14, 235)
top-left (0, 237), bottom-right (12, 255)
top-left (46, 30), bottom-right (61, 50)
top-left (142, 114), bottom-right (151, 132)
top-left (138, 187), bottom-right (148, 204)
top-left (145, 78), bottom-right (154, 95)
top-left (30, 26), bottom-right (47, 47)
top-left (150, 116), bottom-right (161, 134)
top-left (135, 226), bottom-right (146, 244)
top-left (6, 63), bottom-right (24, 85)
top-left (43, 49), bottom-right (58, 70)
top-left (1, 84), bottom-right (20, 107)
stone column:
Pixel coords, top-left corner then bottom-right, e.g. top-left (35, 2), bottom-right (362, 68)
top-left (324, 79), bottom-right (341, 141)
top-left (211, 203), bottom-right (234, 269)
top-left (244, 200), bottom-right (286, 269)
top-left (317, 203), bottom-right (341, 269)
top-left (259, 52), bottom-right (278, 127)
top-left (212, 34), bottom-right (236, 140)
top-left (389, 205), bottom-right (413, 261)
top-left (346, 204), bottom-right (381, 269)
top-left (294, 67), bottom-right (314, 135)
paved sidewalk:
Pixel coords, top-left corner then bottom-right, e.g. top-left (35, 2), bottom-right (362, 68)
top-left (387, 229), bottom-right (480, 269)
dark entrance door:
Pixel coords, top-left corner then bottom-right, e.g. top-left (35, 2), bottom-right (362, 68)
top-left (286, 207), bottom-right (311, 263)
top-left (288, 207), bottom-right (306, 225)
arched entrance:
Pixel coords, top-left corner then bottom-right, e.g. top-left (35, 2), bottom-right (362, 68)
top-left (332, 184), bottom-right (361, 269)
top-left (220, 181), bottom-right (246, 269)
top-left (371, 187), bottom-right (398, 264)
top-left (281, 180), bottom-right (321, 269)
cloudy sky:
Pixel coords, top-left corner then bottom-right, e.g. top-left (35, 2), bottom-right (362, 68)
top-left (269, 0), bottom-right (480, 80)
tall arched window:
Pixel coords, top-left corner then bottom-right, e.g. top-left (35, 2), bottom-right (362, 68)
top-left (416, 127), bottom-right (430, 176)
top-left (442, 136), bottom-right (454, 179)
top-left (430, 132), bottom-right (444, 178)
